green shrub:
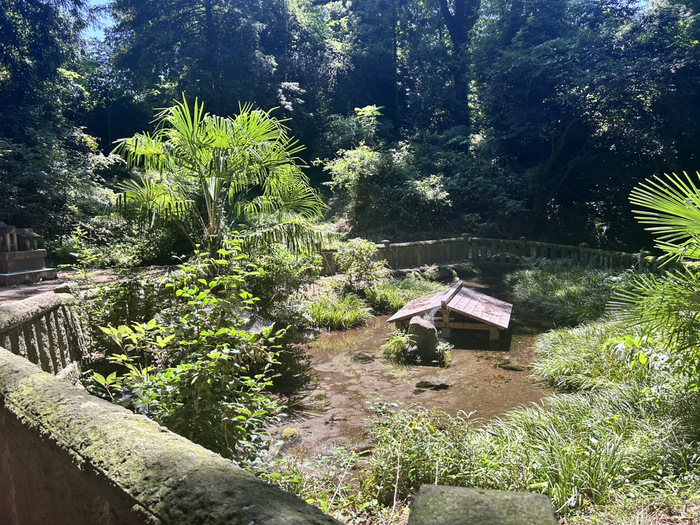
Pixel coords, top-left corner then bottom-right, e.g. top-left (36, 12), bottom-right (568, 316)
top-left (58, 215), bottom-right (189, 268)
top-left (365, 274), bottom-right (448, 314)
top-left (83, 241), bottom-right (284, 463)
top-left (506, 262), bottom-right (632, 327)
top-left (241, 244), bottom-right (322, 335)
top-left (140, 330), bottom-right (283, 463)
top-left (306, 290), bottom-right (373, 330)
top-left (380, 330), bottom-right (451, 367)
top-left (251, 448), bottom-right (375, 520)
top-left (365, 389), bottom-right (699, 517)
top-left (335, 237), bottom-right (388, 292)
top-left (367, 403), bottom-right (477, 505)
top-left (380, 330), bottom-right (413, 361)
top-left (323, 127), bottom-right (454, 234)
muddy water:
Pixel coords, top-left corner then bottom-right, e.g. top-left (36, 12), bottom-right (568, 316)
top-left (273, 311), bottom-right (548, 459)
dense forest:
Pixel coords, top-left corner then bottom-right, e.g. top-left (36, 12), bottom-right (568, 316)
top-left (3, 0), bottom-right (700, 259)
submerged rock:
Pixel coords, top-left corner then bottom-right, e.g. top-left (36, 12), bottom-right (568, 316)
top-left (352, 352), bottom-right (376, 363)
top-left (415, 377), bottom-right (450, 391)
top-left (497, 362), bottom-right (528, 372)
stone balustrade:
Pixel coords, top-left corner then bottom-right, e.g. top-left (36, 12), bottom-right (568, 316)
top-left (322, 235), bottom-right (659, 275)
top-left (0, 290), bottom-right (86, 374)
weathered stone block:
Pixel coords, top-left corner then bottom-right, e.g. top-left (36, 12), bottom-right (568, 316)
top-left (0, 348), bottom-right (342, 525)
top-left (0, 249), bottom-right (57, 285)
top-left (0, 249), bottom-right (48, 273)
top-left (408, 485), bottom-right (558, 525)
top-left (408, 316), bottom-right (439, 363)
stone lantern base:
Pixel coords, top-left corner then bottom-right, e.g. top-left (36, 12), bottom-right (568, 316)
top-left (0, 250), bottom-right (58, 286)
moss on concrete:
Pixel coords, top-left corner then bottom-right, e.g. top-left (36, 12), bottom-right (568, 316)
top-left (0, 292), bottom-right (85, 373)
top-left (0, 293), bottom-right (77, 333)
top-left (0, 348), bottom-right (340, 525)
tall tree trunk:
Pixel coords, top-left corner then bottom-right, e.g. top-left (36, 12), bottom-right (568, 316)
top-left (436, 0), bottom-right (480, 124)
top-left (527, 119), bottom-right (585, 237)
top-left (203, 0), bottom-right (221, 112)
top-left (393, 1), bottom-right (400, 130)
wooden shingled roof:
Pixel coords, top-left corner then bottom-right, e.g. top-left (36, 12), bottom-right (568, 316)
top-left (387, 281), bottom-right (512, 330)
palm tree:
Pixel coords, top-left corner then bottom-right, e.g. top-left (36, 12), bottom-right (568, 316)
top-left (612, 172), bottom-right (700, 352)
top-left (113, 95), bottom-right (326, 254)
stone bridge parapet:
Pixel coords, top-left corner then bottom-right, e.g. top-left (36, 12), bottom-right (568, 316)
top-left (0, 290), bottom-right (86, 375)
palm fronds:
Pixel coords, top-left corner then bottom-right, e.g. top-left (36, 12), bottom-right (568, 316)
top-left (630, 172), bottom-right (700, 263)
top-left (112, 95), bottom-right (327, 253)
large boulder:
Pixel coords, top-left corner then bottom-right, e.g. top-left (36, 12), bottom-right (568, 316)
top-left (408, 316), bottom-right (440, 364)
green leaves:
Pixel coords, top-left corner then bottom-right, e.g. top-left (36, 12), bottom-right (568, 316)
top-left (335, 237), bottom-right (388, 292)
top-left (609, 170), bottom-right (700, 388)
top-left (630, 172), bottom-right (700, 263)
top-left (611, 267), bottom-right (700, 351)
top-left (92, 371), bottom-right (121, 401)
top-left (84, 246), bottom-right (287, 462)
top-left (113, 95), bottom-right (326, 254)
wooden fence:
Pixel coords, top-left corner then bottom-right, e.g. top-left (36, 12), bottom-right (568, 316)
top-left (321, 235), bottom-right (660, 275)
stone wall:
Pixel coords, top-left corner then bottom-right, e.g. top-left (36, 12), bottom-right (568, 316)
top-left (0, 347), bottom-right (341, 525)
top-left (0, 291), bottom-right (87, 374)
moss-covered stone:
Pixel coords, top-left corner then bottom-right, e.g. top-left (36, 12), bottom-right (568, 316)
top-left (0, 348), bottom-right (341, 525)
top-left (408, 485), bottom-right (557, 525)
top-left (0, 292), bottom-right (77, 332)
top-left (0, 292), bottom-right (83, 373)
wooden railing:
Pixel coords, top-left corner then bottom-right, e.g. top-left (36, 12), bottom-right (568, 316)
top-left (321, 235), bottom-right (660, 275)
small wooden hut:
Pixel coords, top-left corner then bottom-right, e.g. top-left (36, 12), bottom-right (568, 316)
top-left (387, 281), bottom-right (512, 344)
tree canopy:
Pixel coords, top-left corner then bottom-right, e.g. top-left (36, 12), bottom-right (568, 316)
top-left (2, 0), bottom-right (700, 253)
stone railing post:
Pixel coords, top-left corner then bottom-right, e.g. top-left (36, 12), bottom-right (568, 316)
top-left (380, 239), bottom-right (392, 268)
top-left (518, 237), bottom-right (527, 259)
top-left (579, 243), bottom-right (589, 266)
top-left (639, 250), bottom-right (652, 272)
top-left (462, 233), bottom-right (471, 261)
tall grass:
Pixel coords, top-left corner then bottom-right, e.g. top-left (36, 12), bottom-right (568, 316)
top-left (533, 320), bottom-right (655, 392)
top-left (366, 389), bottom-right (699, 517)
top-left (306, 290), bottom-right (373, 330)
top-left (364, 274), bottom-right (448, 314)
top-left (506, 262), bottom-right (632, 327)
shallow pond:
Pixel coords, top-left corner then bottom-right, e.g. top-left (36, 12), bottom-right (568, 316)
top-left (271, 275), bottom-right (548, 458)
